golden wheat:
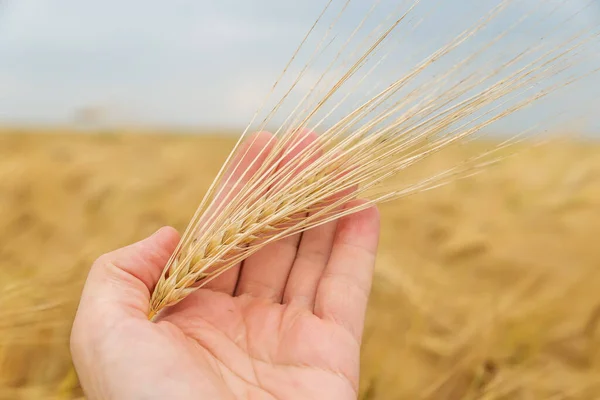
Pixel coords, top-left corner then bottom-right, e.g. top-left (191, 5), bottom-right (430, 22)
top-left (148, 0), bottom-right (599, 319)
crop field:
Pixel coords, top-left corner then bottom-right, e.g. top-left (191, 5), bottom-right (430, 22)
top-left (0, 128), bottom-right (598, 399)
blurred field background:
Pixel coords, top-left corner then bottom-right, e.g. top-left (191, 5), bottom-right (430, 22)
top-left (0, 127), bottom-right (598, 399)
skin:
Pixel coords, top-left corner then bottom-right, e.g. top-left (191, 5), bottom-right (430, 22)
top-left (70, 132), bottom-right (381, 400)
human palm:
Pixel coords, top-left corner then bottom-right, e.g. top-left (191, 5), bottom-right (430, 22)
top-left (153, 288), bottom-right (364, 399)
top-left (71, 132), bottom-right (381, 400)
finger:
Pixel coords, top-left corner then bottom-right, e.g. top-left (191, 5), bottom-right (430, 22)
top-left (75, 226), bottom-right (180, 324)
top-left (235, 129), bottom-right (320, 302)
top-left (282, 217), bottom-right (338, 308)
top-left (282, 181), bottom-right (355, 309)
top-left (283, 155), bottom-right (358, 309)
top-left (203, 131), bottom-right (276, 295)
top-left (314, 200), bottom-right (380, 341)
top-left (217, 131), bottom-right (277, 204)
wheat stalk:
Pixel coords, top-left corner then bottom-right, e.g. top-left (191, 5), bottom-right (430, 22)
top-left (148, 0), bottom-right (599, 319)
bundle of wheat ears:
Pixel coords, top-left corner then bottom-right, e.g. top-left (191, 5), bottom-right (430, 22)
top-left (148, 0), bottom-right (599, 320)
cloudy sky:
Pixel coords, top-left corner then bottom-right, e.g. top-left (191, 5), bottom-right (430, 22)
top-left (0, 0), bottom-right (598, 134)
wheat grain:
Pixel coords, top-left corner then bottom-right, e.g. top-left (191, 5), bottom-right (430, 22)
top-left (148, 0), bottom-right (599, 319)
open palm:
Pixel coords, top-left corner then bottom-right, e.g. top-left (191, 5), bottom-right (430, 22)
top-left (71, 133), bottom-right (380, 400)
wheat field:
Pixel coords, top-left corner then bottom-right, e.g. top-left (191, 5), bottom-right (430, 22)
top-left (0, 128), bottom-right (598, 399)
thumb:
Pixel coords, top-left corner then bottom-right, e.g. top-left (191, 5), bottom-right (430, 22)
top-left (75, 226), bottom-right (180, 325)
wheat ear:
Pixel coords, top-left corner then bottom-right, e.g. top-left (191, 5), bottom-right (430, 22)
top-left (148, 0), bottom-right (599, 319)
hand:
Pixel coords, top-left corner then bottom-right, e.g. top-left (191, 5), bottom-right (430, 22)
top-left (70, 132), bottom-right (381, 400)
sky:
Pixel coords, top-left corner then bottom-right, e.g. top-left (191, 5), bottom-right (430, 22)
top-left (0, 0), bottom-right (598, 134)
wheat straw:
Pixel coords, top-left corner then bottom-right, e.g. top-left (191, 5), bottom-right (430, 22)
top-left (148, 0), bottom-right (599, 319)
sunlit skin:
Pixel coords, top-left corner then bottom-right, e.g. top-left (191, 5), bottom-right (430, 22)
top-left (70, 133), bottom-right (380, 400)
